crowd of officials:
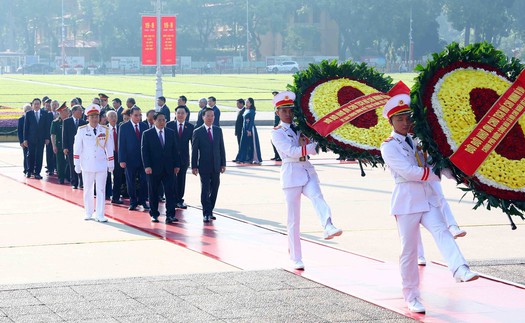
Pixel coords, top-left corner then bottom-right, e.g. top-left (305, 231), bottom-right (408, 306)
top-left (17, 93), bottom-right (266, 223)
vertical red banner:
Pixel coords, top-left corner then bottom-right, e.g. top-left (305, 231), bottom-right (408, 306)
top-left (161, 16), bottom-right (176, 65)
top-left (141, 16), bottom-right (157, 65)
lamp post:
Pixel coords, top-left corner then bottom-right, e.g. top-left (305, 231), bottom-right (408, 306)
top-left (154, 0), bottom-right (163, 111)
top-left (246, 0), bottom-right (249, 65)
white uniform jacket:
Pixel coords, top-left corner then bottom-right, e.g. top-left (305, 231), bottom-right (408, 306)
top-left (73, 124), bottom-right (114, 173)
top-left (271, 122), bottom-right (318, 189)
top-left (380, 131), bottom-right (441, 215)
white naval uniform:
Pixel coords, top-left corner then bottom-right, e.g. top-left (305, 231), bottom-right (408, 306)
top-left (271, 122), bottom-right (332, 262)
top-left (380, 131), bottom-right (468, 302)
top-left (73, 124), bottom-right (114, 220)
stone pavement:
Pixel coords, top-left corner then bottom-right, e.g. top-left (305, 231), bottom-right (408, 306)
top-left (1, 123), bottom-right (525, 322)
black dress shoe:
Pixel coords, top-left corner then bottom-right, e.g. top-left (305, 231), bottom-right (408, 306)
top-left (142, 203), bottom-right (150, 210)
top-left (203, 215), bottom-right (211, 223)
top-left (210, 215), bottom-right (217, 220)
top-left (165, 217), bottom-right (178, 224)
top-left (128, 205), bottom-right (137, 211)
top-left (176, 202), bottom-right (188, 209)
top-left (26, 173), bottom-right (32, 178)
top-left (72, 185), bottom-right (78, 189)
top-left (59, 179), bottom-right (64, 184)
top-left (275, 158), bottom-right (282, 161)
top-left (111, 199), bottom-right (124, 204)
top-left (151, 217), bottom-right (159, 223)
top-left (34, 174), bottom-right (42, 180)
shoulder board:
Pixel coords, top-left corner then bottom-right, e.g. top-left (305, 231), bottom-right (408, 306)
top-left (78, 124), bottom-right (88, 129)
top-left (383, 136), bottom-right (393, 143)
top-left (273, 125), bottom-right (282, 130)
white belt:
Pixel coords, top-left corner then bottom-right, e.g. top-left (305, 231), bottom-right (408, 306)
top-left (282, 157), bottom-right (307, 163)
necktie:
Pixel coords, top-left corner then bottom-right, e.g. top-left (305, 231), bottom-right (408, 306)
top-left (135, 124), bottom-right (140, 140)
top-left (74, 118), bottom-right (78, 127)
top-left (35, 111), bottom-right (40, 123)
top-left (93, 127), bottom-right (97, 135)
top-left (178, 123), bottom-right (183, 138)
top-left (207, 127), bottom-right (213, 142)
top-left (159, 130), bottom-right (164, 147)
top-left (113, 127), bottom-right (118, 153)
top-left (405, 136), bottom-right (413, 149)
top-left (289, 124), bottom-right (297, 134)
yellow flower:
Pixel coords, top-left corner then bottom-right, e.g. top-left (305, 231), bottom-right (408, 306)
top-left (309, 78), bottom-right (391, 150)
top-left (435, 68), bottom-right (525, 191)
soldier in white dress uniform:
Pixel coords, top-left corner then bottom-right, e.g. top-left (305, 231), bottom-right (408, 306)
top-left (380, 81), bottom-right (478, 314)
top-left (271, 91), bottom-right (343, 270)
top-left (74, 104), bottom-right (115, 222)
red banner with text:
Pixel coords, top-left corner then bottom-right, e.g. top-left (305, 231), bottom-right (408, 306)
top-left (141, 16), bottom-right (157, 65)
top-left (161, 16), bottom-right (176, 65)
top-left (311, 92), bottom-right (390, 137)
top-left (449, 69), bottom-right (525, 176)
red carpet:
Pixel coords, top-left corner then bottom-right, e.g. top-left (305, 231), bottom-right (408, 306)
top-left (3, 164), bottom-right (524, 322)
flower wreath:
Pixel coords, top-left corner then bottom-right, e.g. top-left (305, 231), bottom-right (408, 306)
top-left (411, 42), bottom-right (525, 227)
top-left (290, 60), bottom-right (393, 167)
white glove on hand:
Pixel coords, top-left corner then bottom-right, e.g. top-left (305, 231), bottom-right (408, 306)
top-left (441, 168), bottom-right (454, 179)
top-left (108, 167), bottom-right (114, 173)
top-left (74, 165), bottom-right (81, 174)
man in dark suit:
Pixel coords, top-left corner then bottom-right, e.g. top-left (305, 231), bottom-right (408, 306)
top-left (113, 98), bottom-right (124, 124)
top-left (118, 106), bottom-right (149, 211)
top-left (142, 112), bottom-right (180, 223)
top-left (157, 96), bottom-right (171, 122)
top-left (63, 105), bottom-right (87, 188)
top-left (106, 110), bottom-right (124, 204)
top-left (23, 98), bottom-right (51, 179)
top-left (42, 97), bottom-right (56, 176)
top-left (177, 95), bottom-right (191, 123)
top-left (18, 104), bottom-right (31, 175)
top-left (195, 98), bottom-right (208, 128)
top-left (207, 96), bottom-right (221, 127)
top-left (167, 106), bottom-right (194, 209)
top-left (234, 98), bottom-right (245, 147)
top-left (191, 108), bottom-right (226, 222)
top-left (142, 109), bottom-right (155, 129)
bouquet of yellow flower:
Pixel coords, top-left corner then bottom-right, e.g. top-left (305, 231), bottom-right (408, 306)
top-left (411, 42), bottom-right (525, 227)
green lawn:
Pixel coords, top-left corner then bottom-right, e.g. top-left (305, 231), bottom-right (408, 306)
top-left (0, 73), bottom-right (418, 112)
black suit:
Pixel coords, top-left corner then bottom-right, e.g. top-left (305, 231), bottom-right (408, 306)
top-left (62, 117), bottom-right (87, 187)
top-left (167, 120), bottom-right (194, 204)
top-left (18, 116), bottom-right (28, 174)
top-left (109, 124), bottom-right (124, 202)
top-left (141, 127), bottom-right (180, 219)
top-left (119, 121), bottom-right (148, 206)
top-left (23, 109), bottom-right (51, 176)
top-left (159, 104), bottom-right (171, 122)
top-left (234, 107), bottom-right (245, 146)
top-left (116, 106), bottom-right (124, 124)
top-left (191, 125), bottom-right (226, 218)
top-left (45, 112), bottom-right (55, 174)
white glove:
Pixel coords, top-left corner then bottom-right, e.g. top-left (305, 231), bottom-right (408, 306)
top-left (441, 168), bottom-right (454, 179)
top-left (74, 165), bottom-right (81, 174)
top-left (108, 167), bottom-right (114, 173)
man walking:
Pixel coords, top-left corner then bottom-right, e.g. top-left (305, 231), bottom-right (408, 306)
top-left (142, 112), bottom-right (180, 223)
top-left (167, 106), bottom-right (194, 209)
top-left (271, 91), bottom-right (342, 270)
top-left (23, 98), bottom-right (51, 179)
top-left (73, 104), bottom-right (114, 222)
top-left (191, 108), bottom-right (226, 222)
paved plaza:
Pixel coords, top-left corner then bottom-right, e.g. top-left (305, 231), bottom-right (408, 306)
top-left (0, 117), bottom-right (524, 322)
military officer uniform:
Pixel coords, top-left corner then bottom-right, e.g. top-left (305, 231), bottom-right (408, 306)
top-left (270, 91), bottom-right (342, 270)
top-left (74, 104), bottom-right (115, 222)
top-left (380, 81), bottom-right (478, 314)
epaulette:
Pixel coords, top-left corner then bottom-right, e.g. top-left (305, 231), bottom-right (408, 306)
top-left (273, 125), bottom-right (282, 130)
top-left (78, 124), bottom-right (88, 129)
top-left (383, 136), bottom-right (393, 142)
